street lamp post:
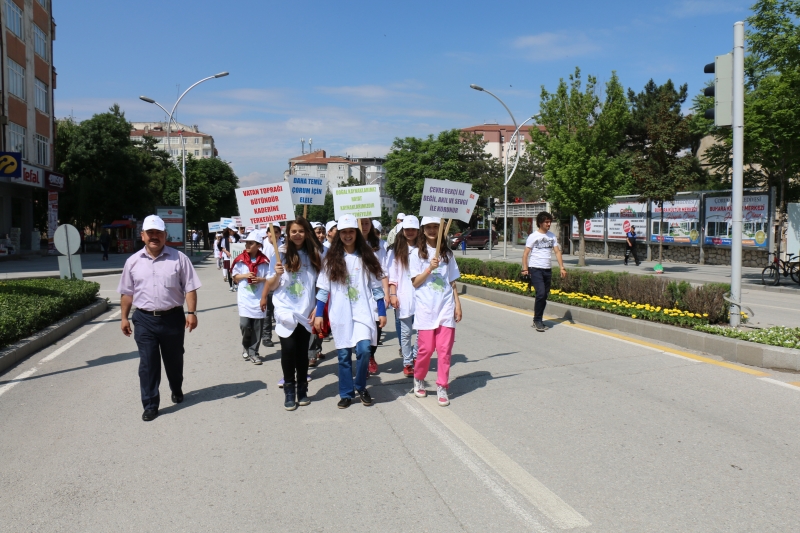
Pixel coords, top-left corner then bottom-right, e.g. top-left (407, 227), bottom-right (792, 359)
top-left (140, 71), bottom-right (229, 250)
top-left (470, 84), bottom-right (530, 258)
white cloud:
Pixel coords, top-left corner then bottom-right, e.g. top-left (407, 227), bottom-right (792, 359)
top-left (341, 144), bottom-right (392, 158)
top-left (672, 0), bottom-right (744, 17)
top-left (513, 32), bottom-right (600, 61)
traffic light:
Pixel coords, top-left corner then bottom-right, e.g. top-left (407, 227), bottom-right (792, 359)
top-left (489, 197), bottom-right (497, 214)
top-left (703, 53), bottom-right (732, 127)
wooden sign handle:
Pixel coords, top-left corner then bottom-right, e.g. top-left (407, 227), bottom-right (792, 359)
top-left (435, 219), bottom-right (450, 258)
top-left (303, 205), bottom-right (308, 219)
top-left (269, 224), bottom-right (282, 266)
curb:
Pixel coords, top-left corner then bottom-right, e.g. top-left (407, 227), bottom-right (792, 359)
top-left (456, 282), bottom-right (800, 372)
top-left (0, 298), bottom-right (109, 375)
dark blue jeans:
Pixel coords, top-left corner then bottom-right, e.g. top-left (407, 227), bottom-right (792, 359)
top-left (132, 309), bottom-right (185, 411)
top-left (337, 339), bottom-right (371, 399)
top-left (529, 267), bottom-right (552, 321)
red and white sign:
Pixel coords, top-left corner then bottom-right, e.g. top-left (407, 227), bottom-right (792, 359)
top-left (584, 220), bottom-right (592, 232)
top-left (571, 213), bottom-right (604, 239)
top-left (623, 220), bottom-right (631, 233)
top-left (10, 164), bottom-right (44, 188)
top-left (45, 171), bottom-right (65, 191)
top-left (235, 184), bottom-right (295, 226)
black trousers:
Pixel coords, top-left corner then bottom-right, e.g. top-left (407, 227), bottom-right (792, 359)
top-left (625, 245), bottom-right (640, 265)
top-left (369, 321), bottom-right (382, 357)
top-left (280, 324), bottom-right (311, 384)
top-left (309, 333), bottom-right (323, 355)
top-left (529, 267), bottom-right (552, 321)
top-left (261, 292), bottom-right (274, 339)
top-left (132, 309), bottom-right (185, 411)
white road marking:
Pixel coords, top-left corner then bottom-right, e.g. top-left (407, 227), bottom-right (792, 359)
top-left (0, 310), bottom-right (122, 398)
top-left (398, 393), bottom-right (553, 532)
top-left (758, 378), bottom-right (800, 392)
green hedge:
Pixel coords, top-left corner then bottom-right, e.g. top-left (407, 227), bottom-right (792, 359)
top-left (0, 279), bottom-right (100, 349)
top-left (456, 257), bottom-right (730, 324)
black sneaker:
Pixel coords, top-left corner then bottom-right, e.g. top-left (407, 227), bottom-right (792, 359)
top-left (262, 338), bottom-right (274, 347)
top-left (337, 397), bottom-right (352, 409)
top-left (357, 389), bottom-right (373, 406)
top-left (533, 319), bottom-right (546, 332)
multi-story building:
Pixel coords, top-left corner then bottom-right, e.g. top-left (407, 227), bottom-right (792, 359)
top-left (129, 121), bottom-right (218, 160)
top-left (461, 123), bottom-right (544, 163)
top-left (0, 0), bottom-right (58, 253)
top-left (348, 156), bottom-right (396, 214)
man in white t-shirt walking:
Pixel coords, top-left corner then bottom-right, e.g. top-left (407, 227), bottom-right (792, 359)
top-left (521, 211), bottom-right (567, 332)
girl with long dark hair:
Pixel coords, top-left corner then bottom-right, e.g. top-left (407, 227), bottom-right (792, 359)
top-left (314, 215), bottom-right (386, 409)
top-left (387, 215), bottom-right (420, 378)
top-left (410, 217), bottom-right (462, 407)
top-left (265, 218), bottom-right (322, 410)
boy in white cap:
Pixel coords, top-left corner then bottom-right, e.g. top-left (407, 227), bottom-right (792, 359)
top-left (231, 232), bottom-right (270, 364)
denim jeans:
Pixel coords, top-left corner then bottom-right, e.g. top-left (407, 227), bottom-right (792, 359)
top-left (529, 267), bottom-right (552, 321)
top-left (399, 315), bottom-right (417, 366)
top-left (394, 307), bottom-right (401, 342)
top-left (337, 339), bottom-right (371, 398)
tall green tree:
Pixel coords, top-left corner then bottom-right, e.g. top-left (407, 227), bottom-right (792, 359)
top-left (529, 68), bottom-right (630, 266)
top-left (180, 156), bottom-right (239, 230)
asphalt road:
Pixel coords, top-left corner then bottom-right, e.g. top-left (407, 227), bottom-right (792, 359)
top-left (2, 257), bottom-right (800, 532)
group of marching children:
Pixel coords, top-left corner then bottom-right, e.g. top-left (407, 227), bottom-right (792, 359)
top-left (228, 212), bottom-right (462, 411)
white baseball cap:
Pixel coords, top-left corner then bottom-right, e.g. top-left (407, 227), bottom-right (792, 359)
top-left (142, 215), bottom-right (166, 232)
top-left (402, 215), bottom-right (420, 229)
top-left (311, 221), bottom-right (323, 229)
top-left (397, 213), bottom-right (406, 220)
top-left (337, 214), bottom-right (358, 230)
top-left (420, 216), bottom-right (441, 227)
top-left (325, 221), bottom-right (337, 233)
top-left (227, 223), bottom-right (238, 231)
top-left (372, 220), bottom-right (383, 232)
top-left (244, 232), bottom-right (263, 244)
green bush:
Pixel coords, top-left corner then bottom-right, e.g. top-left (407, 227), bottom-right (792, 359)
top-left (456, 258), bottom-right (521, 280)
top-left (0, 278), bottom-right (100, 349)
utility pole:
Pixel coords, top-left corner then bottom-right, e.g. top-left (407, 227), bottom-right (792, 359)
top-left (729, 21), bottom-right (745, 327)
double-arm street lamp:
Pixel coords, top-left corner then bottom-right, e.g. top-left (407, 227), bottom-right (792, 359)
top-left (140, 71), bottom-right (229, 238)
top-left (470, 84), bottom-right (533, 258)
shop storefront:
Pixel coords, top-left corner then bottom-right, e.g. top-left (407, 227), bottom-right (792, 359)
top-left (0, 154), bottom-right (45, 255)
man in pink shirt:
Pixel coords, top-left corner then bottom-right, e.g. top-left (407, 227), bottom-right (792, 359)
top-left (118, 215), bottom-right (202, 422)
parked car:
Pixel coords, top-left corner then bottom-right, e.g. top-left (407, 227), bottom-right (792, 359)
top-left (449, 229), bottom-right (499, 250)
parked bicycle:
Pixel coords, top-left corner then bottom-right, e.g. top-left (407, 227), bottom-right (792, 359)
top-left (761, 252), bottom-right (800, 285)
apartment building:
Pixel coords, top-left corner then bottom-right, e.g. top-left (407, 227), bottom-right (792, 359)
top-left (0, 0), bottom-right (58, 253)
top-left (130, 121), bottom-right (218, 159)
top-left (461, 123), bottom-right (544, 162)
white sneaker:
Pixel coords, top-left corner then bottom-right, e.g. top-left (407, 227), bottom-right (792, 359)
top-left (437, 386), bottom-right (450, 407)
top-left (242, 350), bottom-right (248, 359)
top-left (413, 379), bottom-right (427, 398)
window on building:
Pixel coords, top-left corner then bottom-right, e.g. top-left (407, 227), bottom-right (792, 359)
top-left (318, 165), bottom-right (326, 170)
top-left (194, 150), bottom-right (199, 156)
top-left (194, 137), bottom-right (199, 144)
top-left (34, 79), bottom-right (49, 113)
top-left (319, 174), bottom-right (325, 178)
top-left (36, 0), bottom-right (48, 9)
top-left (34, 25), bottom-right (48, 61)
top-left (9, 123), bottom-right (25, 158)
top-left (203, 150), bottom-right (211, 157)
top-left (5, 0), bottom-right (23, 39)
top-left (35, 134), bottom-right (49, 166)
top-left (8, 59), bottom-right (24, 100)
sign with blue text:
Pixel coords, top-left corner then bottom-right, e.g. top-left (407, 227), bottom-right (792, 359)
top-left (288, 174), bottom-right (328, 206)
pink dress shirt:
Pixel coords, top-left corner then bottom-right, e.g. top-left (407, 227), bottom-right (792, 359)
top-left (117, 246), bottom-right (202, 311)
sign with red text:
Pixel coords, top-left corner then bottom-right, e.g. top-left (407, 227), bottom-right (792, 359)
top-left (607, 201), bottom-right (647, 240)
top-left (419, 179), bottom-right (475, 223)
top-left (570, 213), bottom-right (605, 240)
top-left (235, 184), bottom-right (295, 226)
top-left (10, 163), bottom-right (44, 188)
top-left (704, 193), bottom-right (769, 248)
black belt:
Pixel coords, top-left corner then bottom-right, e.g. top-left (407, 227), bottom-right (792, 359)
top-left (136, 306), bottom-right (183, 316)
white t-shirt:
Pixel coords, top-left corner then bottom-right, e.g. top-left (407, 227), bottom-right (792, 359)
top-left (268, 249), bottom-right (318, 337)
top-left (409, 246), bottom-right (460, 330)
top-left (387, 247), bottom-right (417, 319)
top-left (232, 260), bottom-right (269, 319)
top-left (371, 240), bottom-right (388, 321)
top-left (317, 251), bottom-right (383, 349)
top-left (525, 231), bottom-right (559, 269)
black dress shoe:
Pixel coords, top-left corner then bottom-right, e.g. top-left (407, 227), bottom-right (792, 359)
top-left (337, 397), bottom-right (352, 409)
top-left (171, 391), bottom-right (184, 404)
top-left (142, 409), bottom-right (158, 421)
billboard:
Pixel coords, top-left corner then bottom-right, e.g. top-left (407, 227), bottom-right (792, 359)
top-left (704, 194), bottom-right (769, 248)
top-left (155, 206), bottom-right (185, 247)
top-left (650, 196), bottom-right (701, 245)
top-left (608, 201), bottom-right (647, 240)
top-left (571, 212), bottom-right (604, 240)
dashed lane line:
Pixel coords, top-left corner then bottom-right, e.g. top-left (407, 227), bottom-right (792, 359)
top-left (759, 378), bottom-right (800, 392)
top-left (459, 294), bottom-right (769, 377)
top-left (0, 310), bottom-right (122, 398)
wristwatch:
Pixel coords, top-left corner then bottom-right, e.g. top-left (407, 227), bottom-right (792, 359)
top-left (186, 311), bottom-right (196, 315)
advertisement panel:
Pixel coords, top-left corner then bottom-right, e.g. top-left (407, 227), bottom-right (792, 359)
top-left (47, 192), bottom-right (58, 255)
top-left (517, 217), bottom-right (534, 245)
top-left (0, 152), bottom-right (21, 179)
top-left (571, 212), bottom-right (604, 240)
top-left (649, 196), bottom-right (701, 245)
top-left (704, 194), bottom-right (769, 248)
top-left (9, 163), bottom-right (44, 188)
top-left (607, 201), bottom-right (647, 240)
top-left (155, 206), bottom-right (185, 247)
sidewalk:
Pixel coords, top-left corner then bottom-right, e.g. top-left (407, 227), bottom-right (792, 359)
top-left (0, 250), bottom-right (212, 280)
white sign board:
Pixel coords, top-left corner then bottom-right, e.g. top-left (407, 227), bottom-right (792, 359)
top-left (219, 217), bottom-right (234, 229)
top-left (607, 201), bottom-right (648, 240)
top-left (333, 185), bottom-right (381, 219)
top-left (288, 174), bottom-right (328, 206)
top-left (704, 194), bottom-right (769, 248)
top-left (208, 221), bottom-right (223, 233)
top-left (54, 224), bottom-right (81, 255)
top-left (571, 213), bottom-right (604, 240)
top-left (235, 184), bottom-right (295, 227)
top-left (232, 216), bottom-right (242, 227)
top-left (419, 179), bottom-right (475, 223)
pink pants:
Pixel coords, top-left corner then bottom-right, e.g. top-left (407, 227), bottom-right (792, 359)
top-left (414, 326), bottom-right (455, 388)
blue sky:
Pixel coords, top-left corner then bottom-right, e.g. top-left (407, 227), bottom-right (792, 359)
top-left (55, 0), bottom-right (754, 185)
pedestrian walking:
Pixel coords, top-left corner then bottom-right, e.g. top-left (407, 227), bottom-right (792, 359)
top-left (266, 218), bottom-right (322, 410)
top-left (213, 233), bottom-right (223, 269)
top-left (261, 223), bottom-right (283, 348)
top-left (220, 227), bottom-right (235, 290)
top-left (410, 217), bottom-right (462, 407)
top-left (387, 215), bottom-right (419, 378)
top-left (460, 236), bottom-right (467, 256)
top-left (625, 225), bottom-right (640, 266)
top-left (314, 214), bottom-right (386, 409)
top-left (232, 232), bottom-right (270, 365)
top-left (99, 230), bottom-right (111, 261)
top-left (385, 213), bottom-right (405, 247)
top-left (118, 215), bottom-right (201, 422)
top-left (521, 211), bottom-right (567, 332)
top-left (360, 217), bottom-right (390, 374)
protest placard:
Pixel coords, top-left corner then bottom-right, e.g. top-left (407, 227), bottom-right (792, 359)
top-left (220, 217), bottom-right (234, 228)
top-left (419, 179), bottom-right (475, 223)
top-left (235, 184), bottom-right (295, 227)
top-left (288, 174), bottom-right (328, 206)
top-left (232, 216), bottom-right (242, 227)
top-left (208, 221), bottom-right (223, 233)
top-left (333, 185), bottom-right (381, 219)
